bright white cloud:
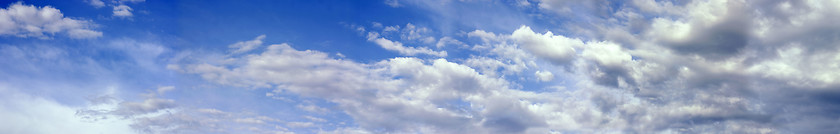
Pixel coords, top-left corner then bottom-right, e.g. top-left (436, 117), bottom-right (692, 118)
top-left (367, 32), bottom-right (447, 57)
top-left (0, 3), bottom-right (101, 39)
top-left (511, 26), bottom-right (581, 65)
top-left (581, 41), bottom-right (631, 68)
top-left (535, 70), bottom-right (553, 82)
top-left (113, 5), bottom-right (133, 17)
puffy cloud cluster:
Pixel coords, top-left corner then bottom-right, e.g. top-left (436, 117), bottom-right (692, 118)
top-left (176, 36), bottom-right (560, 133)
top-left (0, 3), bottom-right (101, 39)
top-left (176, 0), bottom-right (840, 133)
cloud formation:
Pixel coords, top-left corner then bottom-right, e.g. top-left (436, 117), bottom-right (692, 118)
top-left (5, 0), bottom-right (840, 133)
top-left (0, 3), bottom-right (101, 39)
top-left (113, 5), bottom-right (133, 17)
top-left (229, 35), bottom-right (266, 54)
top-left (175, 0), bottom-right (840, 133)
top-left (363, 23), bottom-right (449, 57)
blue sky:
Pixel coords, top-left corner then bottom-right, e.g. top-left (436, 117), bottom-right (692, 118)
top-left (2, 0), bottom-right (840, 133)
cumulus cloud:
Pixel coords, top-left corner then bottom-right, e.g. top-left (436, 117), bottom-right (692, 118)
top-left (0, 2), bottom-right (101, 39)
top-left (515, 0), bottom-right (840, 133)
top-left (511, 26), bottom-right (581, 65)
top-left (154, 0), bottom-right (840, 133)
top-left (179, 36), bottom-right (568, 133)
top-left (535, 70), bottom-right (553, 82)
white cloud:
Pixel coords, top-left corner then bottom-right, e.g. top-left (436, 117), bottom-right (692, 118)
top-left (435, 36), bottom-right (465, 48)
top-left (0, 87), bottom-right (135, 134)
top-left (286, 122), bottom-right (314, 128)
top-left (113, 5), bottom-right (133, 17)
top-left (535, 70), bottom-right (553, 82)
top-left (112, 98), bottom-right (176, 117)
top-left (156, 86), bottom-right (175, 95)
top-left (0, 3), bottom-right (101, 39)
top-left (229, 35), bottom-right (266, 54)
top-left (171, 32), bottom-right (743, 133)
top-left (511, 26), bottom-right (581, 64)
top-left (366, 32), bottom-right (447, 57)
top-left (296, 104), bottom-right (329, 114)
top-left (748, 43), bottom-right (840, 88)
top-left (581, 41), bottom-right (631, 68)
top-left (180, 37), bottom-right (532, 133)
top-left (87, 0), bottom-right (106, 8)
top-left (235, 118), bottom-right (267, 124)
top-left (304, 116), bottom-right (327, 122)
top-left (358, 23), bottom-right (455, 57)
top-left (73, 89), bottom-right (296, 134)
top-left (399, 23), bottom-right (436, 44)
top-left (0, 38), bottom-right (303, 133)
top-left (466, 30), bottom-right (537, 76)
top-left (158, 0), bottom-right (840, 133)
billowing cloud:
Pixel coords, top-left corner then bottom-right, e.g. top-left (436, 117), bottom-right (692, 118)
top-left (6, 0), bottom-right (840, 133)
top-left (0, 3), bottom-right (101, 39)
top-left (179, 0), bottom-right (840, 132)
top-left (178, 36), bottom-right (567, 133)
top-left (511, 26), bottom-right (581, 65)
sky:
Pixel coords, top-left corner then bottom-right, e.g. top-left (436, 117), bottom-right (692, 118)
top-left (1, 0), bottom-right (840, 133)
